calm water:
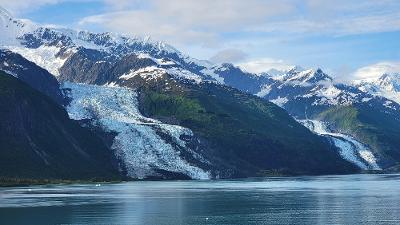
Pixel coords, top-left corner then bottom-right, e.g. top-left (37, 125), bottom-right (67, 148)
top-left (1, 174), bottom-right (400, 225)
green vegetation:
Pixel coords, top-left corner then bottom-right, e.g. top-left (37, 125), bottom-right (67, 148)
top-left (318, 105), bottom-right (400, 168)
top-left (138, 79), bottom-right (358, 177)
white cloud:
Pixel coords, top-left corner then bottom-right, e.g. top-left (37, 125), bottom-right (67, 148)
top-left (237, 58), bottom-right (293, 74)
top-left (78, 10), bottom-right (220, 48)
top-left (0, 0), bottom-right (99, 15)
top-left (209, 49), bottom-right (248, 64)
top-left (0, 0), bottom-right (60, 14)
top-left (353, 62), bottom-right (400, 80)
top-left (103, 0), bottom-right (135, 10)
top-left (74, 0), bottom-right (400, 56)
top-left (78, 0), bottom-right (294, 48)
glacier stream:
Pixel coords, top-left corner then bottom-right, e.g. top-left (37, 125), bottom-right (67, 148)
top-left (299, 120), bottom-right (381, 170)
top-left (62, 82), bottom-right (210, 179)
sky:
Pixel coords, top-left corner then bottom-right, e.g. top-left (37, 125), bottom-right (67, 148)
top-left (1, 0), bottom-right (399, 80)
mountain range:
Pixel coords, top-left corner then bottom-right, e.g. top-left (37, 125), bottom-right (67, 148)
top-left (1, 7), bottom-right (399, 181)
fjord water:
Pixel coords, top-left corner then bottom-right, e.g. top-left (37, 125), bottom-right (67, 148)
top-left (1, 174), bottom-right (400, 225)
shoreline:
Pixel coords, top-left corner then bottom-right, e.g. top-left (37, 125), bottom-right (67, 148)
top-left (0, 178), bottom-right (124, 187)
top-left (0, 170), bottom-right (390, 187)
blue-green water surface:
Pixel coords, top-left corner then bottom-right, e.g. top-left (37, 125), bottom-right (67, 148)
top-left (1, 174), bottom-right (400, 225)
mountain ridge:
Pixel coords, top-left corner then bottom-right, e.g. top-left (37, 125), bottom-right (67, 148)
top-left (1, 8), bottom-right (398, 180)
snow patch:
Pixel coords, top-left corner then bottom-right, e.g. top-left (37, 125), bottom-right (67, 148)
top-left (256, 85), bottom-right (272, 97)
top-left (201, 67), bottom-right (225, 84)
top-left (166, 67), bottom-right (203, 83)
top-left (119, 66), bottom-right (166, 81)
top-left (7, 45), bottom-right (71, 76)
top-left (383, 100), bottom-right (396, 110)
top-left (362, 97), bottom-right (372, 102)
top-left (317, 85), bottom-right (342, 99)
top-left (137, 53), bottom-right (176, 66)
top-left (270, 96), bottom-right (288, 107)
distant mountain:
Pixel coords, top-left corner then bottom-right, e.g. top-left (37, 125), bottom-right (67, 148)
top-left (355, 73), bottom-right (400, 104)
top-left (250, 67), bottom-right (400, 169)
top-left (0, 71), bottom-right (119, 180)
top-left (257, 67), bottom-right (399, 116)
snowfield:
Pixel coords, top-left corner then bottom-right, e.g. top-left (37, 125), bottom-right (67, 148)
top-left (62, 82), bottom-right (210, 179)
top-left (7, 45), bottom-right (72, 76)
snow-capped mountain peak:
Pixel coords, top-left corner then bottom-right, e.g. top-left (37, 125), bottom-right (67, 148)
top-left (1, 11), bottom-right (224, 83)
top-left (0, 7), bottom-right (37, 46)
top-left (378, 73), bottom-right (400, 91)
top-left (355, 72), bottom-right (400, 104)
top-left (280, 67), bottom-right (332, 85)
top-left (287, 65), bottom-right (306, 73)
top-left (262, 69), bottom-right (283, 77)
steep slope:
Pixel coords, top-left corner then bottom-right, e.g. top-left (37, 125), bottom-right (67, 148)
top-left (0, 71), bottom-right (119, 180)
top-left (0, 7), bottom-right (36, 46)
top-left (62, 82), bottom-right (213, 180)
top-left (204, 63), bottom-right (272, 93)
top-left (54, 49), bottom-right (359, 177)
top-left (123, 73), bottom-right (358, 176)
top-left (58, 70), bottom-right (359, 177)
top-left (0, 8), bottom-right (362, 177)
top-left (317, 105), bottom-right (400, 168)
top-left (299, 120), bottom-right (380, 170)
top-left (0, 49), bottom-right (64, 104)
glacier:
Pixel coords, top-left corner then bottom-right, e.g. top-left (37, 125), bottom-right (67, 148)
top-left (299, 120), bottom-right (381, 170)
top-left (62, 82), bottom-right (210, 179)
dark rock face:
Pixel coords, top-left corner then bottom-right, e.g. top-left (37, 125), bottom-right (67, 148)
top-left (0, 71), bottom-right (119, 180)
top-left (19, 27), bottom-right (74, 48)
top-left (58, 48), bottom-right (115, 84)
top-left (211, 63), bottom-right (273, 94)
top-left (0, 49), bottom-right (65, 105)
top-left (59, 49), bottom-right (157, 85)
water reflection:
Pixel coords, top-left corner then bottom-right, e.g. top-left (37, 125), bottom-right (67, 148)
top-left (1, 174), bottom-right (400, 225)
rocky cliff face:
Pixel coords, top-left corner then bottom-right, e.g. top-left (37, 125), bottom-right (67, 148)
top-left (0, 71), bottom-right (119, 180)
top-left (0, 49), bottom-right (64, 105)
